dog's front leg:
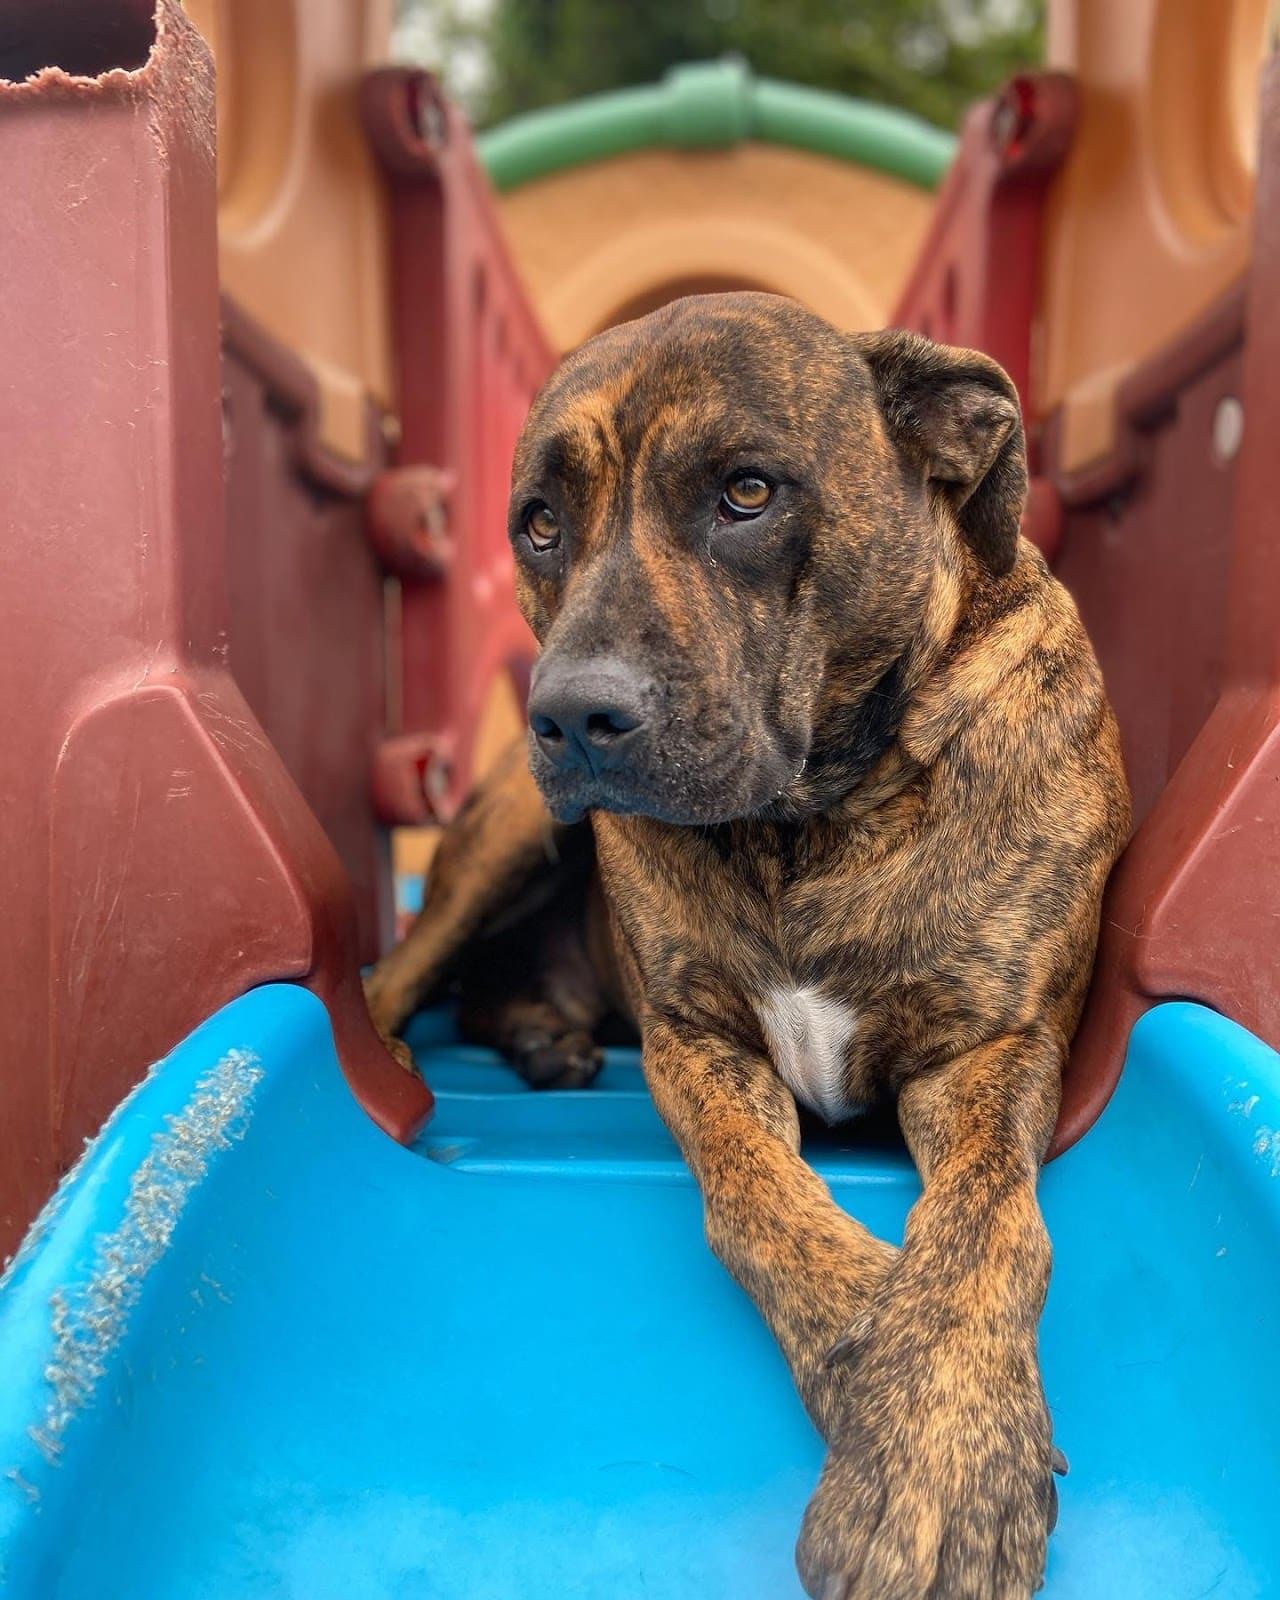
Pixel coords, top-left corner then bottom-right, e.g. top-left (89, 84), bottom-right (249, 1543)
top-left (798, 1030), bottom-right (1062, 1600)
top-left (642, 1020), bottom-right (896, 1441)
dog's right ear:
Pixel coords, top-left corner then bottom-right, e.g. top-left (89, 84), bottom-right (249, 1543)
top-left (854, 329), bottom-right (1027, 576)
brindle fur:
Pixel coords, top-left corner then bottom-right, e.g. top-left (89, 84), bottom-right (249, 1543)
top-left (366, 294), bottom-right (1130, 1599)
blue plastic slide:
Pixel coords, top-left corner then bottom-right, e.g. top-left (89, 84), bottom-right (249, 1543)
top-left (1, 989), bottom-right (1277, 1598)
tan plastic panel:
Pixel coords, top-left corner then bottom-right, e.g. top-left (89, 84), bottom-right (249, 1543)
top-left (187, 0), bottom-right (395, 463)
top-left (496, 144), bottom-right (935, 350)
top-left (1039, 0), bottom-right (1270, 470)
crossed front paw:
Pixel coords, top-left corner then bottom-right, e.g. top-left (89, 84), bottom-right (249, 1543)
top-left (796, 1308), bottom-right (1059, 1599)
top-left (379, 1028), bottom-right (423, 1079)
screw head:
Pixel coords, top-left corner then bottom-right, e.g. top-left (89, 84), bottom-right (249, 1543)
top-left (408, 79), bottom-right (447, 149)
top-left (991, 76), bottom-right (1037, 158)
top-left (1212, 395), bottom-right (1244, 465)
top-left (422, 754), bottom-right (451, 811)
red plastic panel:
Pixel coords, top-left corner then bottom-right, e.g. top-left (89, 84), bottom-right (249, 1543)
top-left (1052, 296), bottom-right (1244, 829)
top-left (221, 299), bottom-right (395, 961)
top-left (363, 70), bottom-right (556, 824)
top-left (893, 72), bottom-right (1076, 564)
top-left (0, 0), bottom-right (429, 1259)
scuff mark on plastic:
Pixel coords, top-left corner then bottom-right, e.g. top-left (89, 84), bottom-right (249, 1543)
top-left (4, 1467), bottom-right (40, 1505)
top-left (27, 1048), bottom-right (263, 1465)
top-left (1250, 1125), bottom-right (1280, 1178)
top-left (1227, 1093), bottom-right (1260, 1118)
top-left (426, 1142), bottom-right (470, 1166)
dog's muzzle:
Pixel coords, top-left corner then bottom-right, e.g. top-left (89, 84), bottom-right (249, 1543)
top-left (526, 649), bottom-right (800, 825)
top-left (526, 654), bottom-right (656, 817)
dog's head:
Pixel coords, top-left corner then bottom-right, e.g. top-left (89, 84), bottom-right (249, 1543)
top-left (509, 292), bottom-right (1026, 825)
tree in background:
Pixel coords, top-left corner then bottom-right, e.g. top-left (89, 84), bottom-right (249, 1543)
top-left (395, 0), bottom-right (1045, 131)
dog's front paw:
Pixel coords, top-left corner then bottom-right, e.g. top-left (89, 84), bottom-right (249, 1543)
top-left (796, 1318), bottom-right (1057, 1599)
top-left (379, 1029), bottom-right (423, 1080)
top-left (509, 1024), bottom-right (603, 1090)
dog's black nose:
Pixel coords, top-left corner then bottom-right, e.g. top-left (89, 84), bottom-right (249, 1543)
top-left (528, 656), bottom-right (652, 774)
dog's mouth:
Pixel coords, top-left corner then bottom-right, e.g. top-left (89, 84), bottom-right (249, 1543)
top-left (527, 736), bottom-right (804, 828)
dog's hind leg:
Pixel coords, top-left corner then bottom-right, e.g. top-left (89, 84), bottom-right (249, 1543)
top-left (452, 883), bottom-right (610, 1089)
top-left (363, 736), bottom-right (576, 1040)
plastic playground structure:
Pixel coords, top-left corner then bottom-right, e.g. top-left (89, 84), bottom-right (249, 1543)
top-left (1, 1), bottom-right (1278, 1595)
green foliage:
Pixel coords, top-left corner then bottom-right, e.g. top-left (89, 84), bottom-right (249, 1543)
top-left (436, 0), bottom-right (1044, 131)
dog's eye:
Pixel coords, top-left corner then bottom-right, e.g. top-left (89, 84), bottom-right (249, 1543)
top-left (524, 502), bottom-right (561, 551)
top-left (720, 473), bottom-right (773, 520)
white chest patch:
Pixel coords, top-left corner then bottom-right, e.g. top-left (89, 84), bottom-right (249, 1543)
top-left (755, 985), bottom-right (858, 1123)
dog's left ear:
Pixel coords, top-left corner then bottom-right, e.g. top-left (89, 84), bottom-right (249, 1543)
top-left (855, 329), bottom-right (1027, 576)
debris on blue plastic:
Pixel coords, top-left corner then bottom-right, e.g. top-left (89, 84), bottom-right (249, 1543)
top-left (1, 989), bottom-right (1277, 1598)
top-left (31, 1049), bottom-right (264, 1468)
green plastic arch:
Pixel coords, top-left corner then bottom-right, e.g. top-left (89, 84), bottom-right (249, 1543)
top-left (477, 59), bottom-right (956, 194)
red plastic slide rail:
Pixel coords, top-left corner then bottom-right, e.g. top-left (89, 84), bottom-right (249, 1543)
top-left (895, 63), bottom-right (1280, 1152)
top-left (363, 69), bottom-right (556, 825)
top-left (1057, 51), bottom-right (1280, 1155)
top-left (893, 72), bottom-right (1076, 564)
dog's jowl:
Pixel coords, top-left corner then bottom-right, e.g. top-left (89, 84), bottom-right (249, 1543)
top-left (365, 292), bottom-right (1131, 1599)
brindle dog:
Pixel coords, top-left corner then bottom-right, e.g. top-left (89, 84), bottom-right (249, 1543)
top-left (365, 293), bottom-right (1130, 1599)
